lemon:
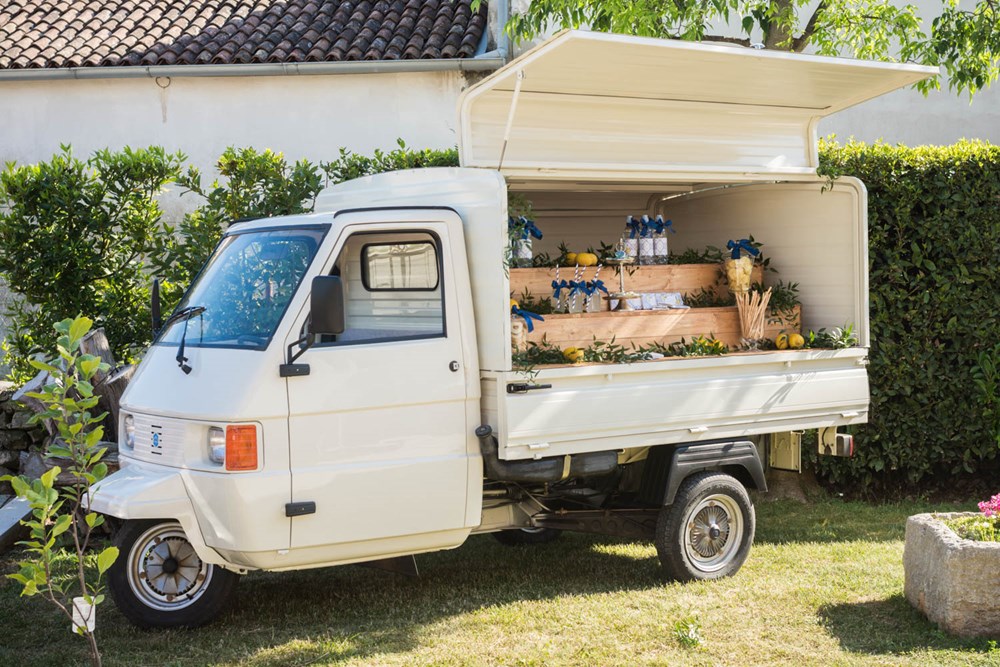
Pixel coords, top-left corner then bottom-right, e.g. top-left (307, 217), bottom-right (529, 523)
top-left (576, 252), bottom-right (599, 267)
top-left (510, 298), bottom-right (519, 310)
top-left (775, 333), bottom-right (789, 350)
top-left (563, 347), bottom-right (585, 363)
top-left (789, 333), bottom-right (805, 349)
top-left (563, 252), bottom-right (578, 266)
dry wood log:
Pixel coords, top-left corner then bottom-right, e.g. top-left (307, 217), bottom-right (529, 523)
top-left (79, 327), bottom-right (116, 388)
top-left (95, 365), bottom-right (134, 441)
top-left (11, 370), bottom-right (56, 436)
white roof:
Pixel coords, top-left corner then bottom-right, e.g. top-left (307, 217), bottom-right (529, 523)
top-left (458, 30), bottom-right (936, 179)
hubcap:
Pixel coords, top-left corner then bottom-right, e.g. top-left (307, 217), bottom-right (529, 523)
top-left (127, 523), bottom-right (213, 611)
top-left (683, 494), bottom-right (744, 573)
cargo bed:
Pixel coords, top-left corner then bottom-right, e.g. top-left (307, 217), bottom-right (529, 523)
top-left (483, 347), bottom-right (868, 461)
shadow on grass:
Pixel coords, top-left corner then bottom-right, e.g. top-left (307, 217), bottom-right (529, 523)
top-left (818, 594), bottom-right (998, 656)
top-left (1, 532), bottom-right (668, 667)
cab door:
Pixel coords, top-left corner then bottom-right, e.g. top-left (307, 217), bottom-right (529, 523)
top-left (284, 215), bottom-right (473, 559)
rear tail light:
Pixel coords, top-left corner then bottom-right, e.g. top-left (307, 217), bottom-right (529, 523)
top-left (225, 425), bottom-right (258, 471)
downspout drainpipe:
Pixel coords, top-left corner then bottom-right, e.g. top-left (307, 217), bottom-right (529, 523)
top-left (472, 0), bottom-right (511, 63)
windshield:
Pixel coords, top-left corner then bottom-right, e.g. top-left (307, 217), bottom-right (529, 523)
top-left (158, 226), bottom-right (328, 349)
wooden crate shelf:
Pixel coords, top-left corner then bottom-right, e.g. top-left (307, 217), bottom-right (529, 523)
top-left (525, 305), bottom-right (801, 350)
top-left (512, 264), bottom-right (796, 351)
top-left (510, 264), bottom-right (763, 302)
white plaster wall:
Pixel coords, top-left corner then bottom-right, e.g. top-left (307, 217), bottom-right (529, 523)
top-left (0, 70), bottom-right (470, 221)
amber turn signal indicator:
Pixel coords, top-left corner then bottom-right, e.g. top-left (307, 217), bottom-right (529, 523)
top-left (225, 425), bottom-right (258, 471)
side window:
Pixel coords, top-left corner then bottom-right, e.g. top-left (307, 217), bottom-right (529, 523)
top-left (328, 231), bottom-right (445, 345)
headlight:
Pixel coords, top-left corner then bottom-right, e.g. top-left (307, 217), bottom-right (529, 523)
top-left (123, 414), bottom-right (135, 449)
top-left (208, 427), bottom-right (225, 464)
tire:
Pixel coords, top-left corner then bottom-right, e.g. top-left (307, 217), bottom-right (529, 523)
top-left (492, 527), bottom-right (563, 546)
top-left (655, 472), bottom-right (755, 582)
top-left (108, 520), bottom-right (239, 629)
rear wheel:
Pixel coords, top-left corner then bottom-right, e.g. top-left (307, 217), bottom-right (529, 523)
top-left (655, 472), bottom-right (755, 581)
top-left (108, 520), bottom-right (239, 629)
top-left (493, 527), bottom-right (563, 546)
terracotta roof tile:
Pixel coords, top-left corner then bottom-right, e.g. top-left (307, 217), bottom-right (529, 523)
top-left (0, 0), bottom-right (487, 70)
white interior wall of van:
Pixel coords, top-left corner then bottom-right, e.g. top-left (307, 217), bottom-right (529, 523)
top-left (338, 231), bottom-right (444, 341)
top-left (512, 178), bottom-right (868, 346)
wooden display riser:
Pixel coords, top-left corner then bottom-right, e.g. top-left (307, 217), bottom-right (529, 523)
top-left (526, 305), bottom-right (801, 350)
top-left (510, 264), bottom-right (764, 302)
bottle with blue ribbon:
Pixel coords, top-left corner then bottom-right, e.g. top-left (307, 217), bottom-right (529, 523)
top-left (622, 216), bottom-right (640, 260)
top-left (638, 215), bottom-right (656, 265)
top-left (509, 216), bottom-right (542, 268)
top-left (653, 215), bottom-right (674, 265)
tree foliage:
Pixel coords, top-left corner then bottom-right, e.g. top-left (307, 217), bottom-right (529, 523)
top-left (0, 146), bottom-right (184, 380)
top-left (495, 0), bottom-right (1000, 95)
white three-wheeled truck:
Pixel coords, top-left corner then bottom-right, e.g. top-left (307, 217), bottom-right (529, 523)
top-left (91, 31), bottom-right (935, 627)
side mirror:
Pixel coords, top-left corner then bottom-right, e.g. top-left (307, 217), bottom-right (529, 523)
top-left (310, 275), bottom-right (345, 336)
top-left (151, 278), bottom-right (162, 336)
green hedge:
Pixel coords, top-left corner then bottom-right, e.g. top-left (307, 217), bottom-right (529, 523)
top-left (816, 139), bottom-right (1000, 490)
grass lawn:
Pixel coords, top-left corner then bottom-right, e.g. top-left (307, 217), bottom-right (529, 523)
top-left (1, 497), bottom-right (998, 666)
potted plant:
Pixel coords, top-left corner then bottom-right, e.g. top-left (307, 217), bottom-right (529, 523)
top-left (904, 494), bottom-right (1000, 637)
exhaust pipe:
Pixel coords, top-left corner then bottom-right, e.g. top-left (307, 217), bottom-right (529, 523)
top-left (475, 425), bottom-right (618, 483)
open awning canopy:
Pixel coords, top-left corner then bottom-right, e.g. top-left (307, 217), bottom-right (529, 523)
top-left (457, 31), bottom-right (936, 179)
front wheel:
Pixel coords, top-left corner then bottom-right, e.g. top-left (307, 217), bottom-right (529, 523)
top-left (655, 472), bottom-right (755, 581)
top-left (108, 520), bottom-right (239, 629)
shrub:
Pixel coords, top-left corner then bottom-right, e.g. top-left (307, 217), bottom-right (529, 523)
top-left (0, 146), bottom-right (184, 380)
top-left (817, 139), bottom-right (1000, 490)
top-left (320, 138), bottom-right (458, 184)
top-left (151, 147), bottom-right (326, 310)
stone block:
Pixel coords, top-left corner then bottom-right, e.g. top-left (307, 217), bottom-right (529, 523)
top-left (0, 429), bottom-right (29, 450)
top-left (904, 513), bottom-right (1000, 638)
top-left (10, 411), bottom-right (34, 430)
top-left (0, 449), bottom-right (18, 468)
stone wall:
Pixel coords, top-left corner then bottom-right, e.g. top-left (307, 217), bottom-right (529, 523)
top-left (0, 381), bottom-right (48, 493)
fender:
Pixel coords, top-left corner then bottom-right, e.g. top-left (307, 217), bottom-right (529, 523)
top-left (644, 440), bottom-right (768, 506)
top-left (87, 459), bottom-right (232, 568)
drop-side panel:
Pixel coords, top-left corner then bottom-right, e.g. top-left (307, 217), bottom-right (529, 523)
top-left (485, 349), bottom-right (869, 461)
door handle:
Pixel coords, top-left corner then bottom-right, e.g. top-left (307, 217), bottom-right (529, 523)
top-left (449, 361), bottom-right (460, 372)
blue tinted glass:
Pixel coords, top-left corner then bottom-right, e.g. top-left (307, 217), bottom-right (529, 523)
top-left (158, 227), bottom-right (326, 349)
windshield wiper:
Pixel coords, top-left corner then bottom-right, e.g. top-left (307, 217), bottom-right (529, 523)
top-left (163, 305), bottom-right (207, 330)
top-left (166, 306), bottom-right (207, 375)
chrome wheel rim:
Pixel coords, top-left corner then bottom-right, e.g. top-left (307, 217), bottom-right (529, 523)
top-left (126, 523), bottom-right (213, 611)
top-left (683, 494), bottom-right (744, 573)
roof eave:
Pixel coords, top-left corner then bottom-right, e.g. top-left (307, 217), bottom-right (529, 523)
top-left (0, 56), bottom-right (506, 82)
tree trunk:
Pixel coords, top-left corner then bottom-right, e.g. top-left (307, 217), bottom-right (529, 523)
top-left (95, 365), bottom-right (134, 442)
top-left (79, 328), bottom-right (116, 388)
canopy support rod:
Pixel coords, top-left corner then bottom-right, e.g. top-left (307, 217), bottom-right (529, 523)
top-left (497, 69), bottom-right (525, 171)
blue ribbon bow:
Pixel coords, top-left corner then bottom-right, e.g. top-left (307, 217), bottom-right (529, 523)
top-left (551, 279), bottom-right (569, 299)
top-left (511, 306), bottom-right (544, 332)
top-left (640, 215), bottom-right (654, 237)
top-left (567, 280), bottom-right (586, 297)
top-left (588, 279), bottom-right (609, 296)
top-left (656, 215), bottom-right (676, 234)
top-left (727, 238), bottom-right (760, 260)
top-left (520, 216), bottom-right (543, 240)
top-left (625, 215), bottom-right (642, 239)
